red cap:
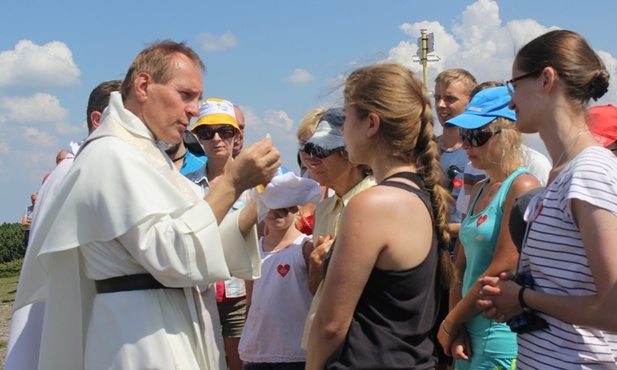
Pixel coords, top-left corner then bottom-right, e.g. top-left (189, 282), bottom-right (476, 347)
top-left (587, 104), bottom-right (617, 147)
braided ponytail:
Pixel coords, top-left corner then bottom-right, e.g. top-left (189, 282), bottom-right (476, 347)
top-left (414, 101), bottom-right (456, 288)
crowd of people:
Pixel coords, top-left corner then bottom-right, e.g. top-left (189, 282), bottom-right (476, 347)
top-left (8, 28), bottom-right (617, 370)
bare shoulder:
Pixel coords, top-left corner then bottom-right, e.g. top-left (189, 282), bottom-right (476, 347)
top-left (345, 183), bottom-right (428, 221)
top-left (510, 173), bottom-right (542, 196)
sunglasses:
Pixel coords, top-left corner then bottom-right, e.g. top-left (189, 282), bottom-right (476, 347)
top-left (299, 142), bottom-right (342, 159)
top-left (195, 126), bottom-right (236, 141)
top-left (273, 206), bottom-right (299, 215)
top-left (459, 127), bottom-right (502, 147)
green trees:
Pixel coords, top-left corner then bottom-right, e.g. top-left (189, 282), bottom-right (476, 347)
top-left (0, 223), bottom-right (25, 277)
top-left (0, 222), bottom-right (25, 263)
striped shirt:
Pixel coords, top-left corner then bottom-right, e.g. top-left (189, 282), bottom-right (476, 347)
top-left (518, 146), bottom-right (617, 369)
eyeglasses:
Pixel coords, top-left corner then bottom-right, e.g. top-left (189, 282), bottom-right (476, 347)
top-left (505, 70), bottom-right (540, 96)
top-left (299, 142), bottom-right (342, 159)
top-left (459, 127), bottom-right (502, 147)
top-left (195, 126), bottom-right (236, 141)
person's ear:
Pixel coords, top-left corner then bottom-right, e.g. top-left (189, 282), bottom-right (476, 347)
top-left (90, 111), bottom-right (102, 131)
top-left (366, 112), bottom-right (380, 138)
top-left (541, 66), bottom-right (558, 93)
top-left (134, 72), bottom-right (152, 103)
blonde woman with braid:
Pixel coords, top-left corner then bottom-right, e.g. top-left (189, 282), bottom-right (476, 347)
top-left (306, 63), bottom-right (455, 369)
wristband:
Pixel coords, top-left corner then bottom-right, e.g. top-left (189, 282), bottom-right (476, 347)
top-left (440, 320), bottom-right (457, 337)
top-left (518, 285), bottom-right (533, 313)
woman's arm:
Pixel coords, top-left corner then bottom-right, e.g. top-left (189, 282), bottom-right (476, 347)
top-left (441, 175), bottom-right (539, 337)
top-left (438, 240), bottom-right (467, 356)
top-left (245, 279), bottom-right (253, 309)
top-left (511, 199), bottom-right (617, 326)
top-left (306, 192), bottom-right (385, 370)
top-left (302, 238), bottom-right (315, 273)
top-left (307, 235), bottom-right (331, 295)
top-left (479, 198), bottom-right (617, 332)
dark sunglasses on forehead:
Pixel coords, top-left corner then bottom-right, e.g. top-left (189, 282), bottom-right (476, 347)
top-left (299, 142), bottom-right (342, 159)
top-left (459, 127), bottom-right (502, 147)
top-left (195, 126), bottom-right (236, 141)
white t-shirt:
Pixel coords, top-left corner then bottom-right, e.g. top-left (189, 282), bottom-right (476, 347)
top-left (239, 234), bottom-right (312, 363)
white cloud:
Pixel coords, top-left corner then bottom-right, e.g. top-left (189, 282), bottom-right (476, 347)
top-left (263, 109), bottom-right (293, 130)
top-left (283, 69), bottom-right (314, 85)
top-left (196, 32), bottom-right (238, 52)
top-left (0, 40), bottom-right (80, 89)
top-left (241, 107), bottom-right (294, 131)
top-left (55, 121), bottom-right (84, 135)
top-left (241, 106), bottom-right (298, 171)
top-left (241, 107), bottom-right (263, 127)
top-left (384, 0), bottom-right (617, 111)
top-left (22, 127), bottom-right (58, 149)
top-left (1, 93), bottom-right (69, 123)
top-left (386, 1), bottom-right (551, 84)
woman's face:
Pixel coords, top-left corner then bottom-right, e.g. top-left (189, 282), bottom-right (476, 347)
top-left (342, 102), bottom-right (369, 165)
top-left (508, 62), bottom-right (542, 134)
top-left (298, 129), bottom-right (314, 174)
top-left (197, 124), bottom-right (235, 160)
top-left (263, 207), bottom-right (298, 231)
top-left (460, 124), bottom-right (503, 171)
top-left (305, 149), bottom-right (351, 191)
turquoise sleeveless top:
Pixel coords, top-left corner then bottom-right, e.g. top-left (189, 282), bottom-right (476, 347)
top-left (459, 167), bottom-right (528, 358)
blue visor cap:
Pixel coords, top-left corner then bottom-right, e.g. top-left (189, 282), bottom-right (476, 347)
top-left (445, 86), bottom-right (515, 129)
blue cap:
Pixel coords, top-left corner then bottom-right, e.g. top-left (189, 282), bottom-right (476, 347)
top-left (445, 86), bottom-right (515, 129)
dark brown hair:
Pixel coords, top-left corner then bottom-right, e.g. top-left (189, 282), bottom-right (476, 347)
top-left (86, 80), bottom-right (122, 132)
top-left (515, 30), bottom-right (609, 107)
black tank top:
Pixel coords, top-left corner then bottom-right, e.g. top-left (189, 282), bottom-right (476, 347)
top-left (324, 172), bottom-right (439, 369)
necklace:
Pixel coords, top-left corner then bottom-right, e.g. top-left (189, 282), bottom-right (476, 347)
top-left (172, 151), bottom-right (186, 163)
top-left (552, 129), bottom-right (587, 169)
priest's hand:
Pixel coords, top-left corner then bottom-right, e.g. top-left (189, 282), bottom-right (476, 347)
top-left (230, 135), bottom-right (281, 192)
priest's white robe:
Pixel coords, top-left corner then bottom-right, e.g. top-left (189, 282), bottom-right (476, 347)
top-left (32, 92), bottom-right (260, 370)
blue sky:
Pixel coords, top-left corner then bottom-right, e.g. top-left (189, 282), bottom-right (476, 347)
top-left (1, 0), bottom-right (616, 223)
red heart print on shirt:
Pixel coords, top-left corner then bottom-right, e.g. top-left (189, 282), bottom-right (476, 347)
top-left (453, 178), bottom-right (463, 189)
top-left (277, 264), bottom-right (290, 277)
top-left (477, 215), bottom-right (488, 227)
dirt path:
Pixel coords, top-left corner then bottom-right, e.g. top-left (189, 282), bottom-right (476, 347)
top-left (0, 302), bottom-right (10, 366)
top-left (0, 276), bottom-right (18, 368)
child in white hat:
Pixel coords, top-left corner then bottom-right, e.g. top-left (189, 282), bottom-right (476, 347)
top-left (239, 172), bottom-right (321, 369)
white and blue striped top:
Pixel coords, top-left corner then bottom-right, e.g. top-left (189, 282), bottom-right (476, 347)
top-left (518, 146), bottom-right (617, 369)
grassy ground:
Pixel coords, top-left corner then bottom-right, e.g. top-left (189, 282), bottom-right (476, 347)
top-left (0, 275), bottom-right (19, 368)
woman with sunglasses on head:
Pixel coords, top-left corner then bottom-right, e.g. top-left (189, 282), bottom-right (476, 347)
top-left (295, 107), bottom-right (331, 235)
top-left (306, 64), bottom-right (455, 369)
top-left (188, 98), bottom-right (250, 370)
top-left (437, 86), bottom-right (540, 370)
top-left (299, 107), bottom-right (376, 349)
top-left (477, 30), bottom-right (617, 369)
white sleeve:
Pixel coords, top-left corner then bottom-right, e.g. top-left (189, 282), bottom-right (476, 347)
top-left (113, 200), bottom-right (260, 286)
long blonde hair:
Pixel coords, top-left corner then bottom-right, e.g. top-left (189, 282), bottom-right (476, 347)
top-left (344, 63), bottom-right (455, 286)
